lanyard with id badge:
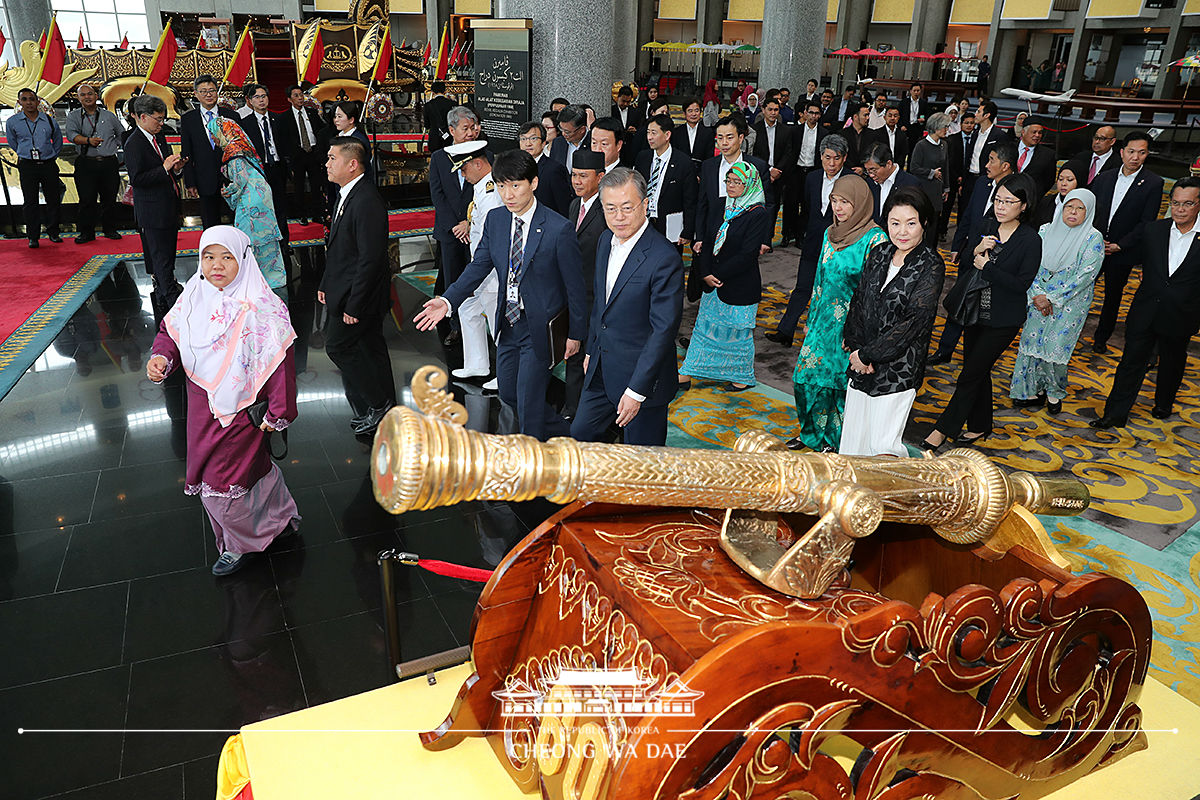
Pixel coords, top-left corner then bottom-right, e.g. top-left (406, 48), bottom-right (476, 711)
top-left (26, 116), bottom-right (42, 160)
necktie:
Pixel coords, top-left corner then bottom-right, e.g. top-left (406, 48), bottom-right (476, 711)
top-left (505, 217), bottom-right (526, 326)
top-left (1018, 146), bottom-right (1029, 171)
top-left (205, 110), bottom-right (216, 148)
top-left (150, 135), bottom-right (162, 158)
top-left (1089, 154), bottom-right (1100, 183)
top-left (262, 116), bottom-right (273, 162)
top-left (647, 156), bottom-right (664, 216)
top-left (298, 110), bottom-right (311, 152)
top-left (577, 202), bottom-right (587, 230)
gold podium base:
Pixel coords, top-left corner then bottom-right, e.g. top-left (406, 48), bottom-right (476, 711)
top-left (236, 663), bottom-right (1200, 800)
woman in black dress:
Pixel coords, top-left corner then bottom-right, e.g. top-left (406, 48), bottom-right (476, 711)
top-left (922, 174), bottom-right (1042, 449)
top-left (908, 111), bottom-right (951, 241)
top-left (1035, 164), bottom-right (1080, 226)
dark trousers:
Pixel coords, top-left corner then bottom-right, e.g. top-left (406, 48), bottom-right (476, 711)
top-left (74, 156), bottom-right (121, 237)
top-left (197, 193), bottom-right (230, 230)
top-left (18, 158), bottom-right (63, 239)
top-left (933, 319), bottom-right (964, 358)
top-left (139, 226), bottom-right (179, 294)
top-left (783, 166), bottom-right (813, 242)
top-left (325, 311), bottom-right (395, 418)
top-left (960, 172), bottom-right (981, 224)
top-left (265, 161), bottom-right (290, 246)
top-left (570, 362), bottom-right (668, 446)
top-left (775, 255), bottom-right (819, 338)
top-left (495, 313), bottom-right (568, 441)
top-left (1103, 313), bottom-right (1192, 419)
top-left (1094, 256), bottom-right (1137, 346)
top-left (933, 324), bottom-right (1019, 437)
top-left (563, 350), bottom-right (585, 417)
top-left (290, 150), bottom-right (325, 221)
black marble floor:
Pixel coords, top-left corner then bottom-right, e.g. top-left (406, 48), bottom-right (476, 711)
top-left (0, 242), bottom-right (554, 799)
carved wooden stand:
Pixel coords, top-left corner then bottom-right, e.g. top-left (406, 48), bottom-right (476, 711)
top-left (421, 503), bottom-right (1150, 800)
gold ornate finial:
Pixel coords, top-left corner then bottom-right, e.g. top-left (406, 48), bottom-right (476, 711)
top-left (371, 366), bottom-right (1089, 598)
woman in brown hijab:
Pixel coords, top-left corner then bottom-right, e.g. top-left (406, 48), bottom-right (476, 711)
top-left (787, 175), bottom-right (890, 451)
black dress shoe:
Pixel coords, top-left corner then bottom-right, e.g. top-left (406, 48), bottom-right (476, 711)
top-left (1046, 400), bottom-right (1062, 415)
top-left (104, 231), bottom-right (123, 240)
top-left (28, 240), bottom-right (38, 248)
top-left (1091, 340), bottom-right (1108, 354)
top-left (441, 330), bottom-right (460, 347)
top-left (75, 234), bottom-right (96, 245)
top-left (1089, 415), bottom-right (1127, 429)
top-left (955, 430), bottom-right (992, 446)
top-left (725, 382), bottom-right (752, 392)
top-left (47, 232), bottom-right (63, 243)
top-left (1013, 395), bottom-right (1045, 408)
top-left (1150, 405), bottom-right (1172, 420)
top-left (784, 436), bottom-right (806, 451)
top-left (764, 331), bottom-right (793, 346)
top-left (353, 403), bottom-right (394, 435)
top-left (927, 351), bottom-right (951, 365)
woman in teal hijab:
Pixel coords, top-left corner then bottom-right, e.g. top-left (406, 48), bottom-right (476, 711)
top-left (679, 162), bottom-right (770, 391)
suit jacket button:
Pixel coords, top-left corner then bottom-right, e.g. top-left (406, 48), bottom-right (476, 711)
top-left (602, 324), bottom-right (607, 330)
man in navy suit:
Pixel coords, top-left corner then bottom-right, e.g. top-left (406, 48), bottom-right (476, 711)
top-left (863, 143), bottom-right (920, 226)
top-left (1089, 131), bottom-right (1165, 354)
top-left (180, 73), bottom-right (239, 228)
top-left (634, 114), bottom-right (697, 249)
top-left (125, 94), bottom-right (185, 308)
top-left (519, 120), bottom-right (573, 216)
top-left (428, 105), bottom-right (481, 337)
top-left (676, 97), bottom-right (716, 170)
top-left (415, 150), bottom-right (587, 441)
top-left (548, 105), bottom-right (592, 171)
top-left (570, 168), bottom-right (683, 447)
top-left (1069, 125), bottom-right (1120, 188)
top-left (765, 134), bottom-right (850, 345)
top-left (563, 150), bottom-right (610, 419)
top-left (280, 83), bottom-right (329, 224)
top-left (238, 83), bottom-right (291, 249)
top-left (693, 114), bottom-right (772, 301)
top-left (1092, 179), bottom-right (1200, 427)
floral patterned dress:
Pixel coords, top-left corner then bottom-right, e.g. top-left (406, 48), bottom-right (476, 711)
top-left (222, 157), bottom-right (288, 294)
top-left (792, 227), bottom-right (889, 450)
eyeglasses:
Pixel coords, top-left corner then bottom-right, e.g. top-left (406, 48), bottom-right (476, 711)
top-left (518, 135), bottom-right (544, 143)
top-left (196, 87), bottom-right (218, 95)
top-left (993, 197), bottom-right (1021, 207)
top-left (1093, 134), bottom-right (1116, 141)
top-left (1169, 200), bottom-right (1199, 209)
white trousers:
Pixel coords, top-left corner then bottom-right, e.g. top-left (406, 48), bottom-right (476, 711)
top-left (459, 272), bottom-right (499, 372)
top-left (838, 384), bottom-right (917, 458)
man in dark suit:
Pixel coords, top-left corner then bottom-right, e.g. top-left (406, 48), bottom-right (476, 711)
top-left (279, 83), bottom-right (328, 224)
top-left (816, 89), bottom-right (837, 135)
top-left (1014, 117), bottom-right (1056, 199)
top-left (752, 96), bottom-right (794, 236)
top-left (841, 103), bottom-right (873, 173)
top-left (238, 83), bottom-right (291, 250)
top-left (180, 73), bottom-right (239, 228)
top-left (563, 150), bottom-right (609, 419)
top-left (610, 85), bottom-right (644, 137)
top-left (635, 114), bottom-right (697, 250)
top-left (941, 110), bottom-right (977, 240)
top-left (677, 97), bottom-right (716, 170)
top-left (548, 104), bottom-right (592, 170)
top-left (869, 104), bottom-right (908, 169)
top-left (415, 150), bottom-right (587, 441)
top-left (518, 120), bottom-right (573, 216)
top-left (422, 80), bottom-right (454, 153)
top-left (319, 138), bottom-right (396, 435)
top-left (766, 134), bottom-right (850, 345)
top-left (125, 94), bottom-right (185, 308)
top-left (693, 114), bottom-right (772, 301)
top-left (570, 167), bottom-right (683, 447)
top-left (429, 105), bottom-right (481, 325)
top-left (959, 100), bottom-right (1008, 212)
top-left (1070, 125), bottom-right (1120, 188)
top-left (898, 82), bottom-right (930, 150)
top-left (863, 142), bottom-right (920, 226)
top-left (1091, 178), bottom-right (1200, 427)
top-left (1089, 131), bottom-right (1165, 354)
top-left (783, 101), bottom-right (824, 248)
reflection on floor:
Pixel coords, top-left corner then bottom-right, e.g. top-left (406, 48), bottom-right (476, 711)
top-left (0, 240), bottom-right (560, 799)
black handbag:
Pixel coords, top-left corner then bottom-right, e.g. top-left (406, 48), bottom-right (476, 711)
top-left (247, 400), bottom-right (289, 461)
top-left (942, 249), bottom-right (996, 327)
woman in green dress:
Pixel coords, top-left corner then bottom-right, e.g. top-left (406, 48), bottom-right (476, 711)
top-left (788, 174), bottom-right (888, 451)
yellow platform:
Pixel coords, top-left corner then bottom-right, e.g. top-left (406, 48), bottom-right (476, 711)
top-left (240, 663), bottom-right (1200, 799)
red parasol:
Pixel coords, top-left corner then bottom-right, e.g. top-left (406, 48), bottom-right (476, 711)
top-left (932, 51), bottom-right (956, 60)
top-left (908, 50), bottom-right (936, 60)
top-left (830, 47), bottom-right (858, 57)
top-left (881, 49), bottom-right (909, 59)
top-left (857, 48), bottom-right (884, 57)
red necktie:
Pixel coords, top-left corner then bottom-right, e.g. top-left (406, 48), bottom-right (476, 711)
top-left (1018, 147), bottom-right (1029, 171)
top-left (1089, 155), bottom-right (1100, 183)
top-left (576, 202), bottom-right (586, 230)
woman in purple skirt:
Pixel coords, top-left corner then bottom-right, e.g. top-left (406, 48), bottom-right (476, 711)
top-left (147, 226), bottom-right (300, 576)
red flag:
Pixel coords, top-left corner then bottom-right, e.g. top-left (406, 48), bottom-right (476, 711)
top-left (302, 27), bottom-right (323, 85)
top-left (421, 40), bottom-right (431, 67)
top-left (223, 26), bottom-right (254, 86)
top-left (145, 20), bottom-right (179, 84)
top-left (447, 38), bottom-right (460, 71)
top-left (39, 18), bottom-right (67, 84)
top-left (38, 29), bottom-right (46, 50)
top-left (399, 38), bottom-right (407, 49)
top-left (372, 26), bottom-right (391, 85)
top-left (459, 41), bottom-right (471, 67)
top-left (0, 27), bottom-right (8, 59)
top-left (120, 34), bottom-right (129, 49)
top-left (77, 30), bottom-right (84, 49)
top-left (434, 23), bottom-right (450, 80)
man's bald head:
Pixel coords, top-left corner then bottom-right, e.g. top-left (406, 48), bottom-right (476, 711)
top-left (1092, 126), bottom-right (1118, 156)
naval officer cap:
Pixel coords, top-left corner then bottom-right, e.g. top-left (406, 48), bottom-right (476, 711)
top-left (446, 139), bottom-right (488, 171)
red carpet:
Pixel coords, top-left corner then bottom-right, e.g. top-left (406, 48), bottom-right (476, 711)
top-left (0, 209), bottom-right (434, 344)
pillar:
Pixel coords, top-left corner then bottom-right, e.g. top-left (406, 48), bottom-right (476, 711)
top-left (760, 0), bottom-right (826, 98)
top-left (636, 0), bottom-right (655, 76)
top-left (6, 0), bottom-right (52, 65)
top-left (613, 1), bottom-right (638, 86)
top-left (1063, 18), bottom-right (1092, 97)
top-left (993, 26), bottom-right (1022, 90)
top-left (919, 0), bottom-right (952, 80)
top-left (426, 0), bottom-right (452, 58)
top-left (1154, 7), bottom-right (1189, 100)
top-left (495, 0), bottom-right (615, 112)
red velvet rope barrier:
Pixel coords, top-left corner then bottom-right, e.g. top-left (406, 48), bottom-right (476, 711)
top-left (411, 558), bottom-right (494, 583)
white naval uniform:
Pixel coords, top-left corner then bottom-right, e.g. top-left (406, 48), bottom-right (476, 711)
top-left (459, 176), bottom-right (504, 373)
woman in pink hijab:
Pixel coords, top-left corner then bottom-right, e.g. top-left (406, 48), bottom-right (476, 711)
top-left (147, 225), bottom-right (300, 576)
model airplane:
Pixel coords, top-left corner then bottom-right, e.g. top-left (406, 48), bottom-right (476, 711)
top-left (1000, 87), bottom-right (1077, 111)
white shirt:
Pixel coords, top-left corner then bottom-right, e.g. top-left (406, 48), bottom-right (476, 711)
top-left (821, 170), bottom-right (838, 215)
top-left (1090, 149), bottom-right (1113, 177)
top-left (293, 106), bottom-right (315, 148)
top-left (468, 171), bottom-right (502, 257)
top-left (199, 104), bottom-right (220, 146)
top-left (335, 173), bottom-right (365, 220)
top-left (506, 200), bottom-right (538, 310)
top-left (647, 148), bottom-right (669, 217)
top-left (876, 167), bottom-right (898, 212)
top-left (617, 106), bottom-right (629, 127)
top-left (139, 125), bottom-right (162, 154)
top-left (797, 122), bottom-right (818, 167)
top-left (603, 217), bottom-right (651, 402)
top-left (1017, 143), bottom-right (1034, 172)
top-left (567, 139), bottom-right (581, 171)
top-left (882, 125), bottom-right (898, 155)
top-left (1168, 223), bottom-right (1198, 277)
top-left (343, 125), bottom-right (359, 139)
top-left (764, 121), bottom-right (778, 167)
top-left (970, 122), bottom-right (992, 174)
top-left (883, 258), bottom-right (904, 288)
top-left (718, 156), bottom-right (744, 198)
top-left (1109, 167), bottom-right (1142, 225)
top-left (868, 106), bottom-right (887, 130)
top-left (252, 111), bottom-right (278, 161)
top-left (578, 192), bottom-right (598, 225)
top-left (686, 122), bottom-right (699, 151)
top-left (908, 97), bottom-right (921, 122)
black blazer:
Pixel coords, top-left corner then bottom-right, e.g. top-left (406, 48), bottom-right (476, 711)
top-left (868, 169), bottom-right (922, 226)
top-left (423, 95), bottom-right (454, 151)
top-left (568, 194), bottom-right (608, 315)
top-left (320, 178), bottom-right (391, 319)
top-left (898, 97), bottom-right (930, 140)
top-left (610, 104), bottom-right (644, 132)
top-left (800, 166), bottom-right (851, 259)
top-left (841, 124), bottom-right (874, 171)
top-left (869, 125), bottom-right (908, 170)
top-left (693, 205), bottom-right (769, 306)
top-left (751, 120), bottom-right (794, 176)
top-left (952, 177), bottom-right (996, 257)
top-left (278, 105), bottom-right (327, 163)
top-left (124, 127), bottom-right (180, 230)
top-left (945, 130), bottom-right (976, 190)
top-left (964, 123), bottom-right (1009, 176)
top-left (634, 146), bottom-right (698, 241)
top-left (180, 105), bottom-right (239, 196)
top-left (976, 220), bottom-right (1042, 328)
top-left (238, 111), bottom-right (288, 169)
top-left (585, 227), bottom-right (683, 407)
top-left (1017, 144), bottom-right (1057, 199)
top-left (1069, 148), bottom-right (1120, 187)
top-left (1090, 167), bottom-right (1165, 265)
top-left (1128, 218), bottom-right (1200, 338)
top-left (429, 146), bottom-right (472, 242)
top-left (675, 122), bottom-right (715, 169)
top-left (548, 132), bottom-right (593, 168)
top-left (1035, 193), bottom-right (1063, 227)
top-left (695, 155), bottom-right (773, 249)
top-left (535, 154), bottom-right (573, 217)
top-left (844, 241), bottom-right (945, 394)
